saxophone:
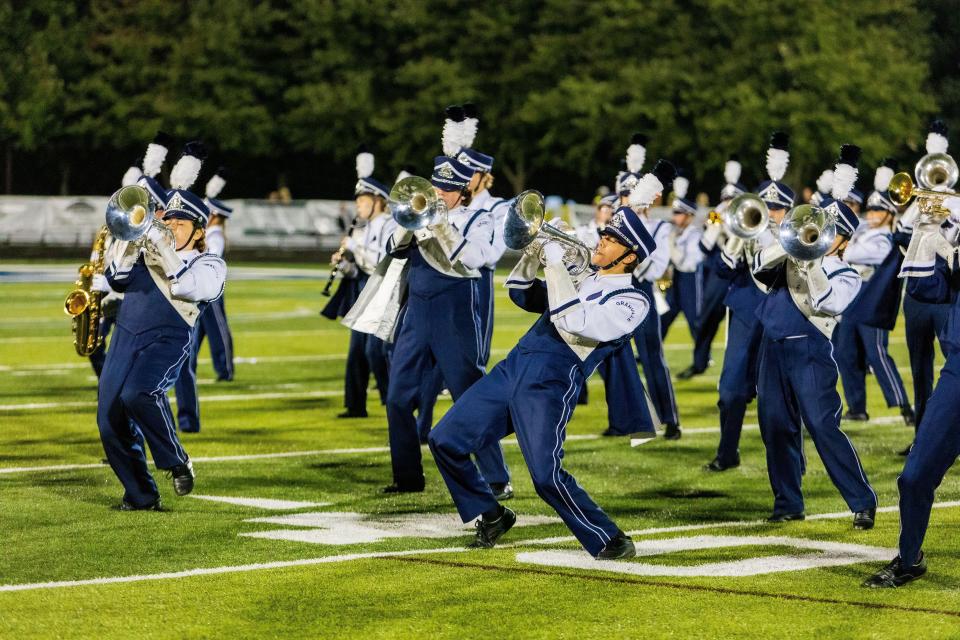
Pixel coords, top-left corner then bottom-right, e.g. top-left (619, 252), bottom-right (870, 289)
top-left (64, 226), bottom-right (110, 357)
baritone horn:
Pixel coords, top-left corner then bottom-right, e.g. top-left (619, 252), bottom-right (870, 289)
top-left (503, 190), bottom-right (592, 275)
top-left (389, 176), bottom-right (447, 230)
top-left (105, 184), bottom-right (155, 241)
top-left (724, 193), bottom-right (769, 239)
top-left (779, 204), bottom-right (837, 262)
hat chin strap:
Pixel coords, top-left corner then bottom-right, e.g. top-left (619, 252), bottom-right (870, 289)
top-left (598, 247), bottom-right (633, 271)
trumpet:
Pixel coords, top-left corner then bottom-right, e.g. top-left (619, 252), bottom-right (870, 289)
top-left (779, 204), bottom-right (837, 262)
top-left (724, 193), bottom-right (769, 239)
top-left (888, 171), bottom-right (955, 218)
top-left (389, 176), bottom-right (446, 230)
top-left (503, 190), bottom-right (592, 275)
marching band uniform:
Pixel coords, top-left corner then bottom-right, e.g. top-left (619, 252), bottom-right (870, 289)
top-left (96, 143), bottom-right (226, 509)
top-left (864, 195), bottom-right (960, 587)
top-left (659, 173), bottom-right (704, 342)
top-left (384, 155), bottom-right (509, 493)
top-left (174, 169), bottom-right (236, 432)
top-left (681, 159), bottom-right (744, 379)
top-left (706, 133), bottom-right (789, 471)
top-left (620, 137), bottom-right (681, 438)
top-left (897, 121), bottom-right (954, 441)
top-left (428, 163), bottom-right (671, 558)
top-left (752, 145), bottom-right (877, 527)
top-left (833, 160), bottom-right (911, 422)
top-left (323, 150), bottom-right (393, 418)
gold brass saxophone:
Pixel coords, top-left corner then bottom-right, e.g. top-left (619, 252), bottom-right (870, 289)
top-left (64, 226), bottom-right (110, 357)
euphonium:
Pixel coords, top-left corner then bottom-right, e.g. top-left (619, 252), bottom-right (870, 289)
top-left (886, 153), bottom-right (960, 219)
top-left (106, 184), bottom-right (155, 241)
top-left (389, 176), bottom-right (447, 230)
top-left (503, 190), bottom-right (592, 275)
top-left (779, 204), bottom-right (837, 262)
top-left (724, 193), bottom-right (769, 239)
top-left (64, 226), bottom-right (110, 357)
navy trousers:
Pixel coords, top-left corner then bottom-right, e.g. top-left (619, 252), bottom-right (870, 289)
top-left (198, 296), bottom-right (234, 381)
top-left (903, 294), bottom-right (948, 426)
top-left (660, 270), bottom-right (700, 341)
top-left (693, 268), bottom-right (728, 371)
top-left (386, 284), bottom-right (509, 489)
top-left (429, 349), bottom-right (620, 556)
top-left (479, 267), bottom-right (495, 366)
top-left (833, 320), bottom-right (910, 414)
top-left (598, 342), bottom-right (657, 435)
top-left (897, 350), bottom-right (960, 565)
top-left (756, 334), bottom-right (877, 516)
top-left (633, 295), bottom-right (679, 426)
top-left (416, 367), bottom-right (445, 442)
top-left (174, 326), bottom-right (201, 432)
top-left (714, 309), bottom-right (763, 465)
top-left (344, 329), bottom-right (390, 414)
top-left (97, 323), bottom-right (193, 507)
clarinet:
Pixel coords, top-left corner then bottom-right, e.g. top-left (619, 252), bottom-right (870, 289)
top-left (322, 217), bottom-right (359, 297)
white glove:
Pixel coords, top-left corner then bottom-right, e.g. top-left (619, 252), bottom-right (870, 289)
top-left (943, 196), bottom-right (960, 222)
top-left (543, 241), bottom-right (565, 265)
top-left (722, 235), bottom-right (745, 262)
top-left (91, 273), bottom-right (111, 293)
top-left (702, 221), bottom-right (723, 249)
top-left (145, 224), bottom-right (170, 249)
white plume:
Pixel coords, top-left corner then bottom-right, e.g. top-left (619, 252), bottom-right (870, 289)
top-left (396, 169), bottom-right (412, 183)
top-left (461, 117), bottom-right (478, 150)
top-left (926, 132), bottom-right (949, 154)
top-left (205, 174), bottom-right (227, 199)
top-left (356, 152), bottom-right (374, 179)
top-left (874, 166), bottom-right (894, 192)
top-left (142, 143), bottom-right (168, 178)
top-left (121, 166), bottom-right (142, 187)
top-left (629, 173), bottom-right (664, 208)
top-left (442, 119), bottom-right (461, 157)
top-left (724, 160), bottom-right (741, 185)
top-left (169, 155), bottom-right (202, 190)
top-left (831, 163), bottom-right (858, 201)
top-left (626, 144), bottom-right (646, 173)
top-left (816, 169), bottom-right (834, 194)
top-left (766, 148), bottom-right (789, 181)
top-left (673, 176), bottom-right (689, 200)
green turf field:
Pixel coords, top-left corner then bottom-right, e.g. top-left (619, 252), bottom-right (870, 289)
top-left (2, 262), bottom-right (959, 639)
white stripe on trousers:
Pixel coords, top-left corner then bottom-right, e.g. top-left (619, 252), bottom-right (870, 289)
top-left (874, 328), bottom-right (905, 407)
top-left (150, 337), bottom-right (192, 464)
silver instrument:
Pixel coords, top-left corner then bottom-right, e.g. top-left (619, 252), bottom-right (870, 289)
top-left (724, 193), bottom-right (769, 239)
top-left (389, 176), bottom-right (447, 230)
top-left (503, 189), bottom-right (592, 275)
top-left (779, 204), bottom-right (836, 261)
top-left (104, 185), bottom-right (174, 249)
top-left (915, 152), bottom-right (958, 191)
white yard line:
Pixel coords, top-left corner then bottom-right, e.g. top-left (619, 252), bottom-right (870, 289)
top-left (4, 501), bottom-right (959, 593)
top-left (0, 389), bottom-right (344, 413)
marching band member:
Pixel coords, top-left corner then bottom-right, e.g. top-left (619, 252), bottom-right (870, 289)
top-left (833, 159), bottom-right (911, 423)
top-left (896, 120), bottom-right (953, 452)
top-left (322, 147), bottom-right (393, 418)
top-left (173, 167), bottom-right (236, 432)
top-left (90, 134), bottom-right (174, 376)
top-left (705, 132), bottom-right (785, 471)
top-left (680, 155), bottom-right (746, 379)
top-left (863, 195), bottom-right (960, 588)
top-left (751, 144), bottom-right (877, 528)
top-left (621, 135), bottom-right (682, 439)
top-left (383, 155), bottom-right (510, 495)
top-left (659, 170), bottom-right (703, 342)
top-left (94, 141), bottom-right (226, 510)
top-left (428, 160), bottom-right (674, 558)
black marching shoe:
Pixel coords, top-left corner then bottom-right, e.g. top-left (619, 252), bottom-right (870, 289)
top-left (677, 365), bottom-right (706, 380)
top-left (168, 461), bottom-right (195, 496)
top-left (704, 456), bottom-right (740, 472)
top-left (901, 406), bottom-right (916, 427)
top-left (663, 423), bottom-right (682, 440)
top-left (596, 531), bottom-right (636, 560)
top-left (490, 482), bottom-right (514, 501)
top-left (843, 411), bottom-right (870, 422)
top-left (382, 482), bottom-right (425, 494)
top-left (853, 508), bottom-right (876, 530)
top-left (469, 507), bottom-right (517, 548)
top-left (337, 409), bottom-right (368, 419)
top-left (862, 553), bottom-right (927, 588)
top-left (115, 498), bottom-right (164, 511)
top-left (767, 511), bottom-right (805, 523)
